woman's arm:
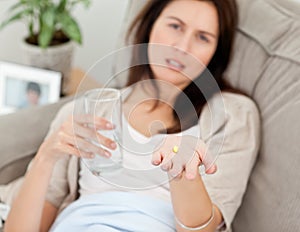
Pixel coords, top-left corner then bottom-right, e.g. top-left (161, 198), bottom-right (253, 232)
top-left (152, 136), bottom-right (222, 232)
top-left (153, 93), bottom-right (260, 231)
top-left (4, 113), bottom-right (117, 232)
top-left (40, 201), bottom-right (59, 232)
top-left (169, 173), bottom-right (223, 232)
top-left (4, 155), bottom-right (58, 232)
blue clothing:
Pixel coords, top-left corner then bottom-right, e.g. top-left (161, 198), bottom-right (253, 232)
top-left (50, 191), bottom-right (176, 232)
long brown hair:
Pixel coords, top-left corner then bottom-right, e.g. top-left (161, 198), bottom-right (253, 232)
top-left (126, 0), bottom-right (238, 133)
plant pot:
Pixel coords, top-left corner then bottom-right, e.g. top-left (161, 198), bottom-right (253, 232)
top-left (20, 39), bottom-right (75, 96)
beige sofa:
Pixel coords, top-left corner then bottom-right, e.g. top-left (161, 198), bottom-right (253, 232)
top-left (224, 0), bottom-right (300, 231)
top-left (1, 0), bottom-right (300, 231)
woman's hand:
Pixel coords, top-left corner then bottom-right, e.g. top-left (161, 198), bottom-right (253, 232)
top-left (36, 114), bottom-right (117, 164)
top-left (152, 135), bottom-right (217, 180)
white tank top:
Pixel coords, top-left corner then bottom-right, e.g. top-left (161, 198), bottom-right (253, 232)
top-left (79, 114), bottom-right (200, 202)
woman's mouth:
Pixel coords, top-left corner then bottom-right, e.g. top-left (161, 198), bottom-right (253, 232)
top-left (166, 59), bottom-right (185, 72)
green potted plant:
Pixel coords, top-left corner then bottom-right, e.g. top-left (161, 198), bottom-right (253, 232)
top-left (0, 0), bottom-right (91, 94)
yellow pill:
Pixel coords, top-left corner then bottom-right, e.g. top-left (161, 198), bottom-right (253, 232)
top-left (173, 145), bottom-right (179, 153)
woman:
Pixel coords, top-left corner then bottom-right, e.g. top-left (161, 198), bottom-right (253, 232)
top-left (4, 0), bottom-right (260, 231)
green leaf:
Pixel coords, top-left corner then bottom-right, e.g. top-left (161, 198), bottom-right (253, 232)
top-left (30, 0), bottom-right (44, 8)
top-left (70, 0), bottom-right (91, 9)
top-left (58, 13), bottom-right (82, 44)
top-left (0, 9), bottom-right (31, 30)
top-left (42, 7), bottom-right (56, 27)
top-left (8, 1), bottom-right (26, 12)
top-left (29, 21), bottom-right (34, 37)
top-left (81, 0), bottom-right (91, 8)
top-left (57, 0), bottom-right (67, 12)
top-left (38, 7), bottom-right (56, 48)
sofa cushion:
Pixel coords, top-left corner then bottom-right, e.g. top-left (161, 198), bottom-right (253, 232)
top-left (0, 97), bottom-right (71, 184)
top-left (224, 0), bottom-right (300, 231)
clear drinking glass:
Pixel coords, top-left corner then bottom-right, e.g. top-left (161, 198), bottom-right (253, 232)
top-left (82, 88), bottom-right (123, 176)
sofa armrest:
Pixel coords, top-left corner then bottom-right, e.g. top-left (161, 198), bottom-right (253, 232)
top-left (0, 97), bottom-right (71, 184)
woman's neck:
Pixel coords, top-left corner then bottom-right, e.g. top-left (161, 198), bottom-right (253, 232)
top-left (126, 79), bottom-right (181, 106)
top-left (123, 83), bottom-right (178, 137)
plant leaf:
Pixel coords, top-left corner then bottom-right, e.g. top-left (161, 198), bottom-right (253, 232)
top-left (57, 0), bottom-right (67, 12)
top-left (83, 0), bottom-right (91, 8)
top-left (0, 9), bottom-right (32, 30)
top-left (38, 7), bottom-right (56, 48)
top-left (58, 13), bottom-right (82, 44)
top-left (29, 21), bottom-right (34, 37)
top-left (69, 0), bottom-right (91, 9)
top-left (29, 0), bottom-right (43, 9)
top-left (8, 1), bottom-right (26, 12)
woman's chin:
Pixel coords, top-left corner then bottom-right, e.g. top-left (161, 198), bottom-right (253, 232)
top-left (152, 67), bottom-right (192, 87)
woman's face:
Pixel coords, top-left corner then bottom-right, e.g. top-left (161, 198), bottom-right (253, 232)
top-left (148, 0), bottom-right (219, 89)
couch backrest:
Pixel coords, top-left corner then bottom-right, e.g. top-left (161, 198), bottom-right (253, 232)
top-left (116, 0), bottom-right (300, 231)
top-left (0, 97), bottom-right (71, 184)
top-left (225, 0), bottom-right (300, 231)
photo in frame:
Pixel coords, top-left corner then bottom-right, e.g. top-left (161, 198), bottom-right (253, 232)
top-left (0, 61), bottom-right (61, 114)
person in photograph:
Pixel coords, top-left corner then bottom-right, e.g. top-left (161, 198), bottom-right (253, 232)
top-left (3, 1), bottom-right (260, 232)
top-left (19, 81), bottom-right (42, 109)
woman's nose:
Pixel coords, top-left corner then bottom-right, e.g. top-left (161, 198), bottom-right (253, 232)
top-left (173, 34), bottom-right (191, 54)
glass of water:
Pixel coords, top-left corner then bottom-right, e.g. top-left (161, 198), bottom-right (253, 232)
top-left (82, 88), bottom-right (123, 176)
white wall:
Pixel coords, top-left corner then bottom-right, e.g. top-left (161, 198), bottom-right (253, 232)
top-left (0, 0), bottom-right (129, 83)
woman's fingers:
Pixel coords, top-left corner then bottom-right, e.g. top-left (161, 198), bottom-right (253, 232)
top-left (161, 160), bottom-right (172, 172)
top-left (61, 143), bottom-right (94, 159)
top-left (73, 137), bottom-right (111, 158)
top-left (152, 150), bottom-right (183, 177)
top-left (151, 151), bottom-right (163, 165)
top-left (195, 139), bottom-right (217, 175)
top-left (60, 129), bottom-right (112, 158)
top-left (205, 164), bottom-right (218, 174)
top-left (53, 126), bottom-right (111, 158)
top-left (39, 115), bottom-right (117, 163)
top-left (168, 156), bottom-right (183, 178)
top-left (153, 135), bottom-right (218, 179)
top-left (62, 115), bottom-right (117, 151)
top-left (74, 114), bottom-right (115, 130)
top-left (73, 115), bottom-right (117, 150)
top-left (160, 151), bottom-right (175, 171)
top-left (185, 152), bottom-right (201, 180)
top-left (73, 124), bottom-right (117, 150)
top-left (96, 133), bottom-right (117, 150)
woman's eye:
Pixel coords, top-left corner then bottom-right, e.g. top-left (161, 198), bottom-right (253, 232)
top-left (169, 23), bottom-right (181, 30)
top-left (198, 34), bottom-right (209, 43)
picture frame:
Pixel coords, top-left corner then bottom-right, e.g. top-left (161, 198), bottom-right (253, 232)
top-left (0, 61), bottom-right (61, 114)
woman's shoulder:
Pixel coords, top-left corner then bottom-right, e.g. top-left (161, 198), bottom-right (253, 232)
top-left (220, 92), bottom-right (259, 115)
top-left (200, 92), bottom-right (260, 141)
top-left (202, 91), bottom-right (260, 120)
